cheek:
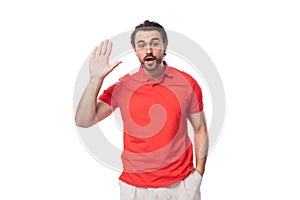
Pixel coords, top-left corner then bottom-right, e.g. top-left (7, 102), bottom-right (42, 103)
top-left (135, 51), bottom-right (145, 62)
top-left (136, 51), bottom-right (144, 59)
top-left (135, 48), bottom-right (145, 55)
top-left (153, 49), bottom-right (165, 57)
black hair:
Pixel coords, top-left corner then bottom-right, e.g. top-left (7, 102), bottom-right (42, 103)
top-left (130, 20), bottom-right (168, 49)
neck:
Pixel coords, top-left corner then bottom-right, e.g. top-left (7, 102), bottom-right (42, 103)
top-left (143, 63), bottom-right (166, 81)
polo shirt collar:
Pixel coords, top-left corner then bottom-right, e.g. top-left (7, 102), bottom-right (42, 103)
top-left (136, 61), bottom-right (173, 83)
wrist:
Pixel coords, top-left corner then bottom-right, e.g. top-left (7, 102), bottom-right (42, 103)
top-left (195, 167), bottom-right (204, 176)
top-left (89, 76), bottom-right (104, 84)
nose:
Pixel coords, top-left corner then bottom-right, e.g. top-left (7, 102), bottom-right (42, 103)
top-left (146, 45), bottom-right (153, 54)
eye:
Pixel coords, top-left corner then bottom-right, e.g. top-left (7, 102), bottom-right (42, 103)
top-left (152, 42), bottom-right (159, 47)
top-left (150, 41), bottom-right (162, 49)
top-left (138, 43), bottom-right (146, 48)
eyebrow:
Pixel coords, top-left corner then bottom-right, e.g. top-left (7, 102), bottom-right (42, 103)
top-left (137, 38), bottom-right (161, 44)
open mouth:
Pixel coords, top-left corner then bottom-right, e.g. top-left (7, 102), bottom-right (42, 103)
top-left (144, 56), bottom-right (157, 65)
top-left (144, 57), bottom-right (156, 62)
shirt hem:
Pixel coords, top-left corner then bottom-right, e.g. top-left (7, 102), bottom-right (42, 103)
top-left (118, 168), bottom-right (195, 188)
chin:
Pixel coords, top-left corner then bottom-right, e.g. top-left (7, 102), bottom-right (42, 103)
top-left (143, 63), bottom-right (159, 71)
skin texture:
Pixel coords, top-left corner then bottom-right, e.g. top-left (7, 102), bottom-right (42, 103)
top-left (75, 39), bottom-right (121, 128)
top-left (75, 30), bottom-right (208, 176)
top-left (189, 112), bottom-right (208, 176)
top-left (134, 30), bottom-right (166, 80)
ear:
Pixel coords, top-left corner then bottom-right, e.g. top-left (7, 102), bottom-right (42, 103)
top-left (163, 44), bottom-right (167, 56)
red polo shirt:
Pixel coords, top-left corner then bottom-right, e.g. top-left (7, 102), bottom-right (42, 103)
top-left (98, 61), bottom-right (203, 188)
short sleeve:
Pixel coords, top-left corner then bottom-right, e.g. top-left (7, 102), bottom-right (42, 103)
top-left (98, 83), bottom-right (118, 109)
top-left (188, 80), bottom-right (204, 114)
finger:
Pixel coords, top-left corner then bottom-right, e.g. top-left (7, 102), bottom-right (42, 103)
top-left (92, 46), bottom-right (97, 58)
top-left (105, 41), bottom-right (113, 57)
top-left (108, 61), bottom-right (122, 71)
top-left (106, 61), bottom-right (122, 74)
top-left (102, 39), bottom-right (109, 55)
top-left (97, 41), bottom-right (104, 56)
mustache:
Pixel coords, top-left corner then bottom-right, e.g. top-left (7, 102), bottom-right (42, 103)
top-left (143, 54), bottom-right (158, 62)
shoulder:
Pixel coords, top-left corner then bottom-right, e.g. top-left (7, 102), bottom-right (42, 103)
top-left (119, 73), bottom-right (138, 84)
top-left (169, 66), bottom-right (198, 86)
top-left (117, 72), bottom-right (143, 90)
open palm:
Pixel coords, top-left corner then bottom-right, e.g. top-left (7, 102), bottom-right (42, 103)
top-left (89, 39), bottom-right (122, 80)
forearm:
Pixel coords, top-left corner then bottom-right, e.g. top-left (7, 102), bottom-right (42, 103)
top-left (75, 77), bottom-right (104, 127)
top-left (194, 127), bottom-right (209, 176)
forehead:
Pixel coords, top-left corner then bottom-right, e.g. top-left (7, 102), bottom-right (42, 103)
top-left (135, 30), bottom-right (162, 43)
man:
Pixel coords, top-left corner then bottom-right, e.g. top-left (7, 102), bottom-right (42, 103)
top-left (75, 20), bottom-right (208, 200)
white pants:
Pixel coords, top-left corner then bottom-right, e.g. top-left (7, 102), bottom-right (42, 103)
top-left (119, 170), bottom-right (202, 200)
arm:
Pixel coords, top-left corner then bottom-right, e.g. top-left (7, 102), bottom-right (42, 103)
top-left (188, 111), bottom-right (209, 176)
top-left (75, 40), bottom-right (122, 128)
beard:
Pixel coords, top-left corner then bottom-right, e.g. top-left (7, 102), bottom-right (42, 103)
top-left (140, 54), bottom-right (164, 72)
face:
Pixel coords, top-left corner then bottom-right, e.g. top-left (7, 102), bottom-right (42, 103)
top-left (134, 30), bottom-right (167, 72)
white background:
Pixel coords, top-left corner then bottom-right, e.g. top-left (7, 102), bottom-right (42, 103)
top-left (1, 0), bottom-right (299, 199)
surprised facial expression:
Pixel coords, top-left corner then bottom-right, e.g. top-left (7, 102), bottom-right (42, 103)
top-left (134, 30), bottom-right (166, 71)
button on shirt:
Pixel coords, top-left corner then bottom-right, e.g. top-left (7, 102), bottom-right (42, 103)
top-left (99, 61), bottom-right (203, 188)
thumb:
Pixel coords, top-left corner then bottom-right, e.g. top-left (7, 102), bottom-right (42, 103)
top-left (106, 61), bottom-right (122, 74)
top-left (111, 61), bottom-right (122, 69)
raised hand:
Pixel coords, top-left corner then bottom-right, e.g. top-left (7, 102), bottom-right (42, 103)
top-left (89, 39), bottom-right (122, 80)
